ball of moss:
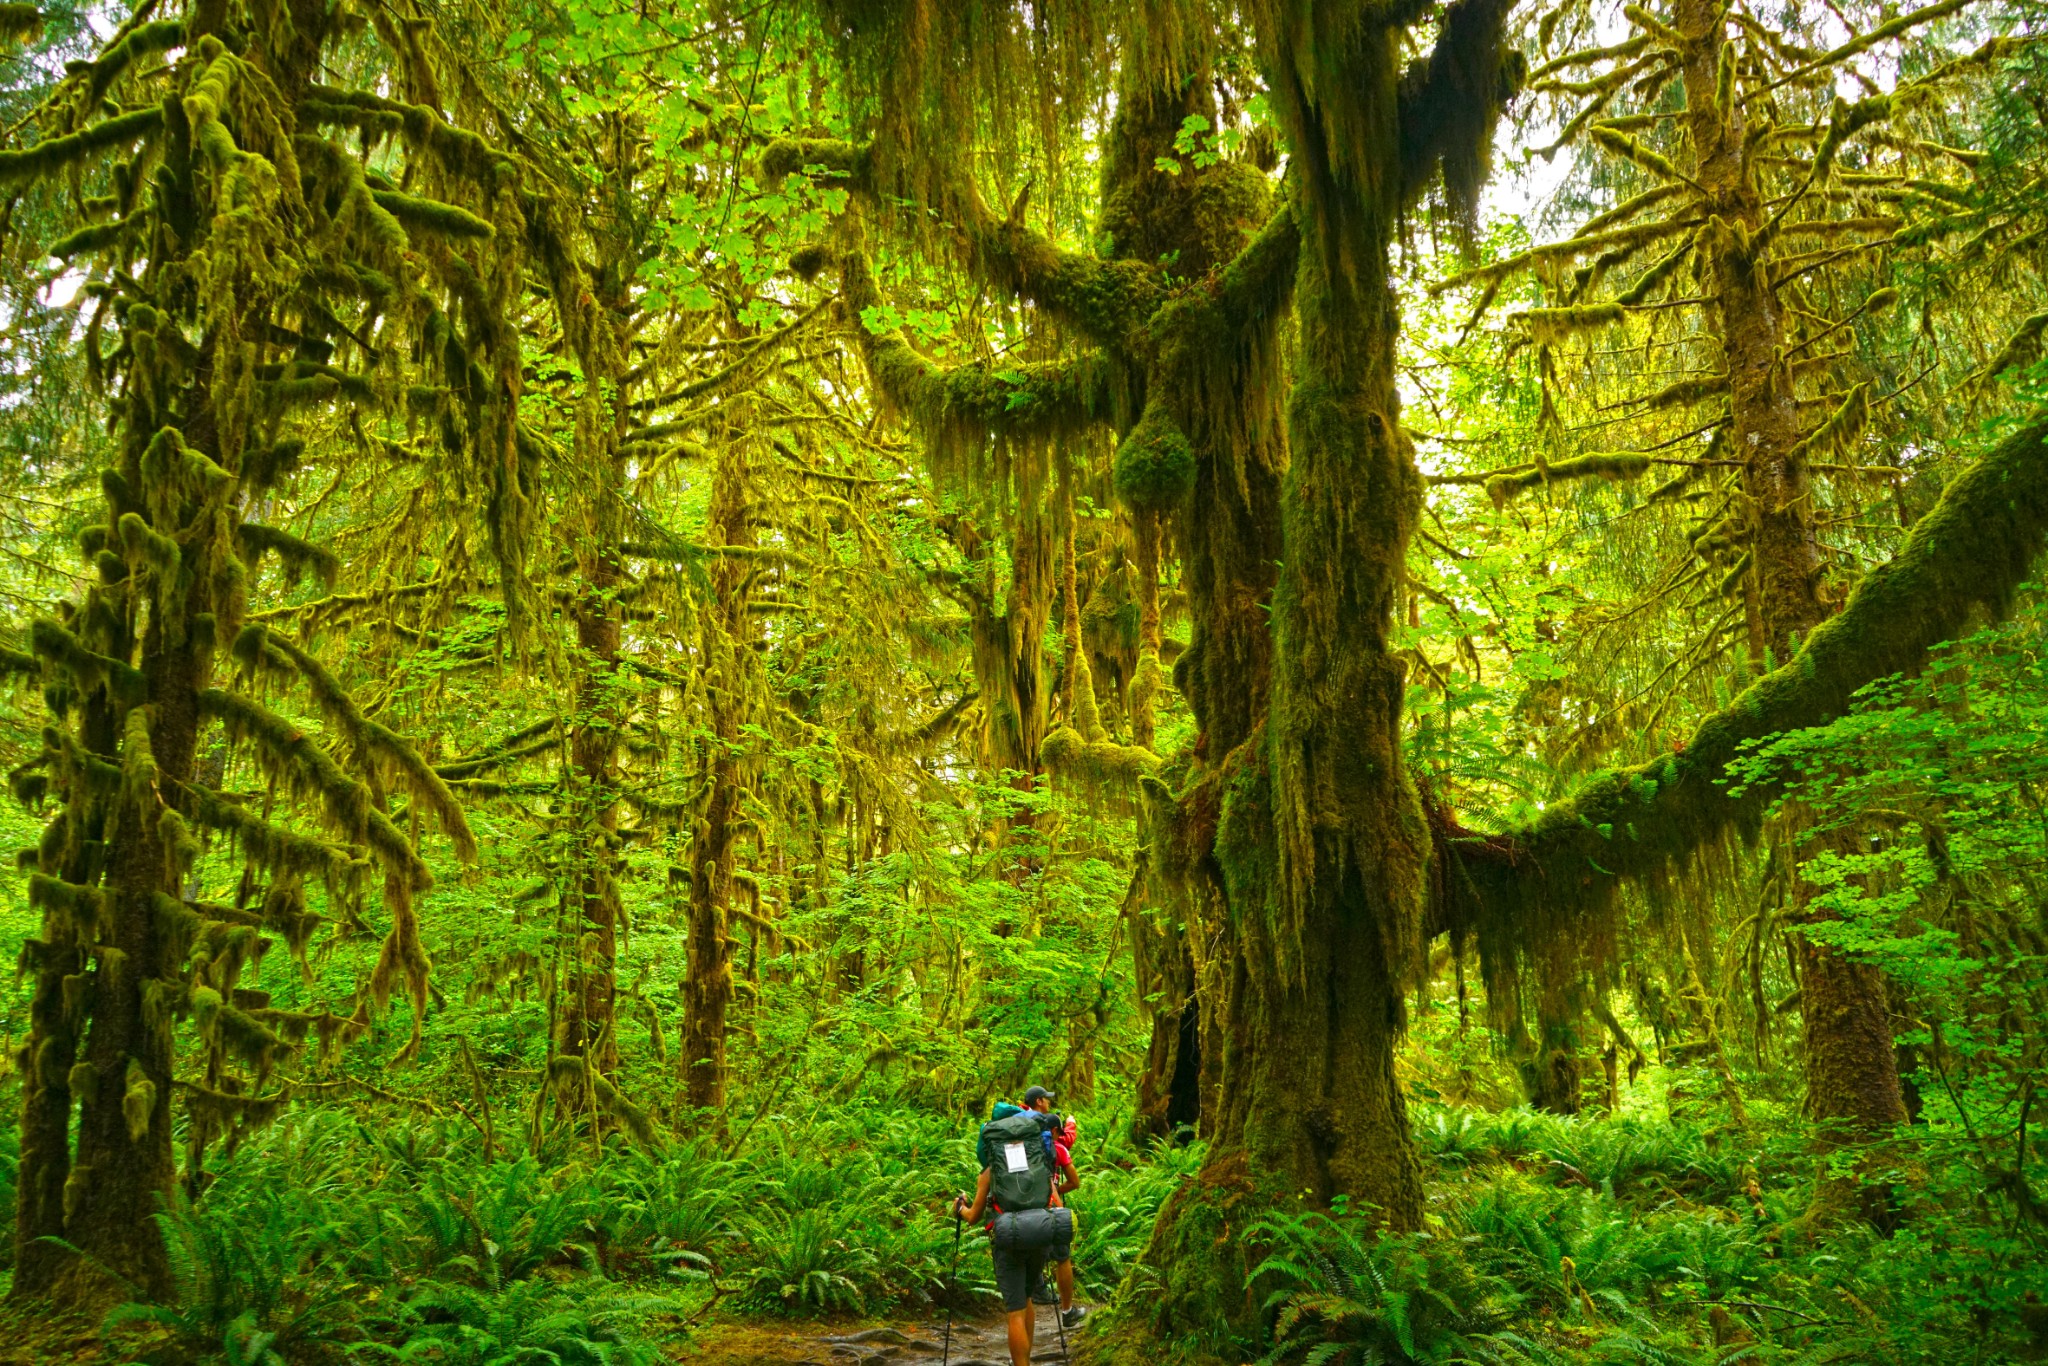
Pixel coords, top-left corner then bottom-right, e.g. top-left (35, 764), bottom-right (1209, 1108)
top-left (1114, 402), bottom-right (1197, 514)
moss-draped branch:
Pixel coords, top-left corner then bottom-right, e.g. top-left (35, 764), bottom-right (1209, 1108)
top-left (836, 250), bottom-right (1117, 447)
top-left (231, 625), bottom-right (476, 861)
top-left (1446, 415), bottom-right (2048, 957)
top-left (766, 136), bottom-right (1163, 349)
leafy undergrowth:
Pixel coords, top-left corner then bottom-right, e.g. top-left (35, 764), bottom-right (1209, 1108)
top-left (52, 1097), bottom-right (2046, 1365)
top-left (1242, 1101), bottom-right (2047, 1366)
top-left (83, 1102), bottom-right (1194, 1364)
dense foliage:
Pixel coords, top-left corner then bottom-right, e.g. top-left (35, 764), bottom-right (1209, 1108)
top-left (0, 0), bottom-right (2043, 1362)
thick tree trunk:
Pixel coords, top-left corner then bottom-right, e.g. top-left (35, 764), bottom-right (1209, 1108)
top-left (56, 569), bottom-right (210, 1305)
top-left (11, 953), bottom-right (80, 1301)
top-left (1234, 131), bottom-right (1428, 1228)
top-left (1122, 56), bottom-right (1432, 1352)
top-left (1525, 1010), bottom-right (1585, 1116)
top-left (10, 689), bottom-right (116, 1301)
top-left (1796, 931), bottom-right (1908, 1134)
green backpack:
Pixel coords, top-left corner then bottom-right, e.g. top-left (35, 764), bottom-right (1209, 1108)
top-left (979, 1109), bottom-right (1056, 1212)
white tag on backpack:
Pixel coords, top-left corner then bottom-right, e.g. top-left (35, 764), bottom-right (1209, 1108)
top-left (1004, 1141), bottom-right (1029, 1173)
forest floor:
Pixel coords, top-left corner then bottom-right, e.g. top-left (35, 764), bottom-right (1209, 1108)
top-left (689, 1307), bottom-right (1080, 1366)
top-left (0, 1299), bottom-right (1072, 1366)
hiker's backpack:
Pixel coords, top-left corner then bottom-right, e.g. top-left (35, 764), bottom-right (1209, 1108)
top-left (984, 1102), bottom-right (1058, 1167)
top-left (979, 1108), bottom-right (1058, 1212)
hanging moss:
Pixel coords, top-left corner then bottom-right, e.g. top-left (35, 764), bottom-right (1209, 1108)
top-left (1042, 724), bottom-right (1162, 784)
top-left (241, 439), bottom-right (305, 492)
top-left (1396, 0), bottom-right (1525, 220)
top-left (1518, 301), bottom-right (1626, 344)
top-left (83, 19), bottom-right (183, 102)
top-left (28, 873), bottom-right (102, 941)
top-left (122, 1059), bottom-right (154, 1143)
top-left (370, 189), bottom-right (494, 240)
top-left (1984, 311), bottom-right (2048, 379)
top-left (117, 511), bottom-right (180, 580)
top-left (30, 617), bottom-right (145, 704)
top-left (139, 427), bottom-right (234, 525)
top-left (1788, 381), bottom-right (1870, 462)
top-left (199, 687), bottom-right (431, 890)
top-left (231, 625), bottom-right (475, 861)
top-left (184, 790), bottom-right (352, 888)
top-left (0, 4), bottom-right (41, 43)
top-left (48, 216), bottom-right (141, 260)
top-left (837, 249), bottom-right (1116, 506)
top-left (237, 524), bottom-right (340, 588)
top-left (1615, 233), bottom-right (1698, 304)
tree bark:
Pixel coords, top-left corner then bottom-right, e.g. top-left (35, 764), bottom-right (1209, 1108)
top-left (562, 551), bottom-right (623, 1070)
top-left (10, 671), bottom-right (120, 1301)
top-left (1132, 911), bottom-right (1202, 1143)
top-left (1676, 0), bottom-right (1907, 1151)
top-left (558, 229), bottom-right (632, 1070)
top-left (682, 438), bottom-right (751, 1112)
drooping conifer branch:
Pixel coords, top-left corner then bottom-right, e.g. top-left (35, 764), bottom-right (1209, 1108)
top-left (198, 687), bottom-right (432, 892)
top-left (230, 625), bottom-right (477, 861)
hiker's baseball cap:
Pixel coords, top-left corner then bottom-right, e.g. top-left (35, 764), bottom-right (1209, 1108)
top-left (1022, 1085), bottom-right (1055, 1107)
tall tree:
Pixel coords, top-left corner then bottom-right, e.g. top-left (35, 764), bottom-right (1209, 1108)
top-left (1438, 0), bottom-right (2031, 1146)
top-left (0, 0), bottom-right (562, 1304)
top-left (766, 0), bottom-right (1524, 1342)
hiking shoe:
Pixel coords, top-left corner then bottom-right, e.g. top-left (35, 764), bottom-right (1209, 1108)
top-left (1060, 1306), bottom-right (1089, 1329)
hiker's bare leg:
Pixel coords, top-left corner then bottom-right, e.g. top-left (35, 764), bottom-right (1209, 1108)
top-left (1006, 1306), bottom-right (1033, 1366)
top-left (1055, 1258), bottom-right (1074, 1311)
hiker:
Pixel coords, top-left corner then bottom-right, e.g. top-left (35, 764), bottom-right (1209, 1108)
top-left (954, 1096), bottom-right (1070, 1366)
top-left (1024, 1087), bottom-right (1087, 1327)
top-left (984, 1085), bottom-right (1086, 1326)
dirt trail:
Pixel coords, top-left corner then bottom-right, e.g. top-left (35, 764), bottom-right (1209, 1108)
top-left (690, 1305), bottom-right (1087, 1366)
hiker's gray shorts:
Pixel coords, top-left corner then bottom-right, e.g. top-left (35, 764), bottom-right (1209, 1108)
top-left (991, 1243), bottom-right (1045, 1312)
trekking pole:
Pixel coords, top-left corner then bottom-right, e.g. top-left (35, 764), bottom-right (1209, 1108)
top-left (1053, 1269), bottom-right (1071, 1366)
top-left (940, 1197), bottom-right (964, 1366)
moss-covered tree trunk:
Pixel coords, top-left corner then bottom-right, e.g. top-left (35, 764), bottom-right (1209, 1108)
top-left (1212, 169), bottom-right (1427, 1227)
top-left (1676, 0), bottom-right (1830, 657)
top-left (5, 0), bottom-right (523, 1307)
top-left (1676, 0), bottom-right (1907, 1149)
top-left (1796, 929), bottom-right (1910, 1131)
top-left (564, 525), bottom-right (623, 1068)
top-left (34, 75), bottom-right (241, 1300)
top-left (1110, 0), bottom-right (1525, 1343)
top-left (559, 236), bottom-right (633, 1071)
top-left (1131, 911), bottom-right (1202, 1143)
top-left (1523, 1008), bottom-right (1586, 1115)
top-left (682, 438), bottom-right (751, 1112)
top-left (63, 552), bottom-right (210, 1304)
top-left (11, 661), bottom-right (118, 1299)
